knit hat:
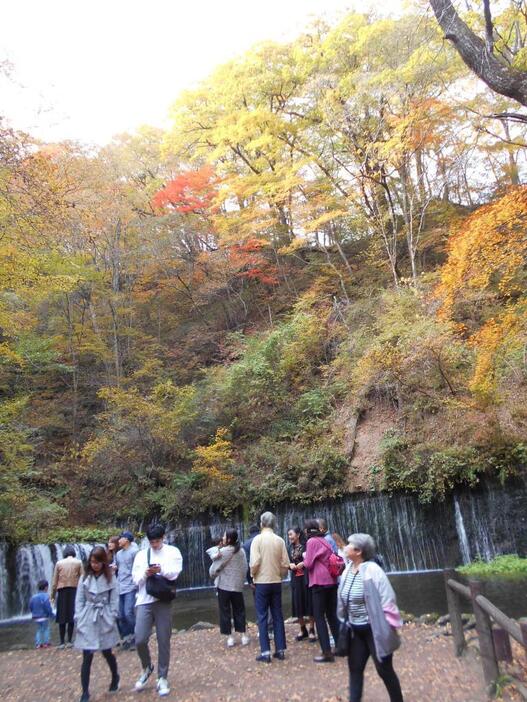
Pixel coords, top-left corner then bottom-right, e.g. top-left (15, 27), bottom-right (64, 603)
top-left (119, 530), bottom-right (134, 542)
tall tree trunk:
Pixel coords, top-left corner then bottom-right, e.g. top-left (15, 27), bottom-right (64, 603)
top-left (501, 119), bottom-right (520, 185)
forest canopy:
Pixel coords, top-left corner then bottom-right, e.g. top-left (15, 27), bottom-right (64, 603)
top-left (1, 4), bottom-right (527, 542)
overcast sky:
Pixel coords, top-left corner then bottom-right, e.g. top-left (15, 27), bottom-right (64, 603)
top-left (1, 0), bottom-right (403, 145)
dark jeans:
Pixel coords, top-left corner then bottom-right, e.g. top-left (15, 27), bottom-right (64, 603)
top-left (311, 584), bottom-right (340, 654)
top-left (119, 590), bottom-right (137, 638)
top-left (348, 624), bottom-right (403, 702)
top-left (217, 588), bottom-right (246, 635)
top-left (81, 649), bottom-right (118, 694)
top-left (254, 583), bottom-right (286, 653)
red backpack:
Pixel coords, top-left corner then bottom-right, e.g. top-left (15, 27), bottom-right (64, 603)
top-left (328, 551), bottom-right (345, 578)
top-left (322, 539), bottom-right (345, 578)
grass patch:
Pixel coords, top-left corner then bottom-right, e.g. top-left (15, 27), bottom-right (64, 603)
top-left (457, 554), bottom-right (527, 579)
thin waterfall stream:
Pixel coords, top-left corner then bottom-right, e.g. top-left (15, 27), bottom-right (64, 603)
top-left (1, 480), bottom-right (526, 622)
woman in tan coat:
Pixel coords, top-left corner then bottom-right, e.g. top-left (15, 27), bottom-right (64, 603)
top-left (51, 545), bottom-right (83, 648)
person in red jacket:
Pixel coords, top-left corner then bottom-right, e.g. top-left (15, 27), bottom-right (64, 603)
top-left (302, 519), bottom-right (340, 663)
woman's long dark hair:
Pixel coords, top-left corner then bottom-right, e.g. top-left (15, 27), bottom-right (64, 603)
top-left (224, 528), bottom-right (241, 553)
top-left (85, 545), bottom-right (113, 583)
top-left (107, 536), bottom-right (120, 563)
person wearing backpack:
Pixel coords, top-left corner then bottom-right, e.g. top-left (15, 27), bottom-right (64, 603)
top-left (132, 524), bottom-right (183, 697)
top-left (302, 519), bottom-right (343, 663)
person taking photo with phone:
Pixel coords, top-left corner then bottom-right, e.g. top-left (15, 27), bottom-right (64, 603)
top-left (132, 524), bottom-right (182, 698)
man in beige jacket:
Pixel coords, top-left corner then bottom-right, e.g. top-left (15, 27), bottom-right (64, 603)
top-left (249, 511), bottom-right (289, 663)
top-left (51, 545), bottom-right (83, 647)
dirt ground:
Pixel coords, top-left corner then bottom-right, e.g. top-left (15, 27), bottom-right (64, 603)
top-left (0, 621), bottom-right (503, 702)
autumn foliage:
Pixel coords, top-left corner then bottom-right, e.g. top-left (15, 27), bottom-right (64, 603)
top-left (437, 187), bottom-right (527, 401)
top-left (3, 8), bottom-right (527, 539)
top-left (152, 166), bottom-right (218, 214)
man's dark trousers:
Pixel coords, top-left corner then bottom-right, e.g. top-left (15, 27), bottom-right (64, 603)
top-left (254, 582), bottom-right (286, 653)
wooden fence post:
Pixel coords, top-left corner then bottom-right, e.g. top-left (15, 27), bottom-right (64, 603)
top-left (444, 569), bottom-right (466, 656)
top-left (492, 627), bottom-right (512, 663)
top-left (470, 580), bottom-right (499, 698)
top-left (520, 618), bottom-right (527, 656)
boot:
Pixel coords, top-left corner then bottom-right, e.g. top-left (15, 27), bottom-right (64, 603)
top-left (109, 673), bottom-right (120, 693)
top-left (314, 651), bottom-right (335, 663)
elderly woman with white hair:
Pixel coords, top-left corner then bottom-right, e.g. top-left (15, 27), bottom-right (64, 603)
top-left (337, 533), bottom-right (404, 702)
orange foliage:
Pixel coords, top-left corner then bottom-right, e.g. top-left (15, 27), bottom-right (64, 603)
top-left (152, 166), bottom-right (218, 214)
top-left (228, 238), bottom-right (279, 286)
top-left (437, 187), bottom-right (527, 402)
top-left (437, 186), bottom-right (527, 318)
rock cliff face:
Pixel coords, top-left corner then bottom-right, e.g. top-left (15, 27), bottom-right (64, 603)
top-left (346, 404), bottom-right (398, 492)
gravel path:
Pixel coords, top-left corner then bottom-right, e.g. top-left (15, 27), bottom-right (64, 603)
top-left (0, 622), bottom-right (496, 701)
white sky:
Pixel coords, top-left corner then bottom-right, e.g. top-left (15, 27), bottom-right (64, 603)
top-left (1, 0), bottom-right (402, 146)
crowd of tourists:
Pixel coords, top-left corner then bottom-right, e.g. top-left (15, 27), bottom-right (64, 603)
top-left (28, 514), bottom-right (404, 702)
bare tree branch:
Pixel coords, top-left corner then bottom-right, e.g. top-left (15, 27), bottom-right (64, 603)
top-left (483, 0), bottom-right (494, 53)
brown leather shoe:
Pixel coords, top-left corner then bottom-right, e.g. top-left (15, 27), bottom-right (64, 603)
top-left (314, 653), bottom-right (335, 663)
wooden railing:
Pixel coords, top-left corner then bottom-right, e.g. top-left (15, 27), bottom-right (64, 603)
top-left (444, 569), bottom-right (527, 698)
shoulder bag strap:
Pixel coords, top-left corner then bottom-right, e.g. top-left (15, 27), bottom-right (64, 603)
top-left (147, 548), bottom-right (151, 567)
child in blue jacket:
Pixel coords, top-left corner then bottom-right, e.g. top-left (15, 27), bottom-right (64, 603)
top-left (29, 579), bottom-right (53, 648)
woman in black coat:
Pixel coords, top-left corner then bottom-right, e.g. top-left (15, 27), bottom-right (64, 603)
top-left (287, 526), bottom-right (316, 642)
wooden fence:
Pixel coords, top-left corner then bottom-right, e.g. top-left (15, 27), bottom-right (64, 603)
top-left (444, 569), bottom-right (527, 698)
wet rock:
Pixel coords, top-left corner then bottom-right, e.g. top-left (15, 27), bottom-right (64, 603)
top-left (463, 616), bottom-right (476, 631)
top-left (418, 613), bottom-right (440, 625)
top-left (400, 610), bottom-right (415, 623)
top-left (437, 614), bottom-right (450, 626)
top-left (189, 621), bottom-right (215, 631)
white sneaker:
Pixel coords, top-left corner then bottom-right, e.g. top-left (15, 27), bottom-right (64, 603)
top-left (226, 635), bottom-right (235, 647)
top-left (157, 677), bottom-right (170, 697)
top-left (241, 633), bottom-right (250, 646)
top-left (135, 664), bottom-right (154, 691)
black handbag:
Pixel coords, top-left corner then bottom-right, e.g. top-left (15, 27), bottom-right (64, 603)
top-left (145, 548), bottom-right (177, 603)
top-left (335, 623), bottom-right (351, 657)
top-left (335, 569), bottom-right (357, 657)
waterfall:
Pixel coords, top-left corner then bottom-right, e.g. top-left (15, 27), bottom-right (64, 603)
top-left (1, 542), bottom-right (95, 621)
top-left (1, 480), bottom-right (526, 620)
top-left (0, 544), bottom-right (8, 620)
top-left (454, 496), bottom-right (471, 564)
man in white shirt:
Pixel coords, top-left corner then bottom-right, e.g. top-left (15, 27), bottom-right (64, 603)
top-left (132, 524), bottom-right (183, 698)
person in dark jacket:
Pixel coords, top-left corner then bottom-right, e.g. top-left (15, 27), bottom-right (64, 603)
top-left (29, 579), bottom-right (53, 648)
top-left (242, 524), bottom-right (260, 587)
